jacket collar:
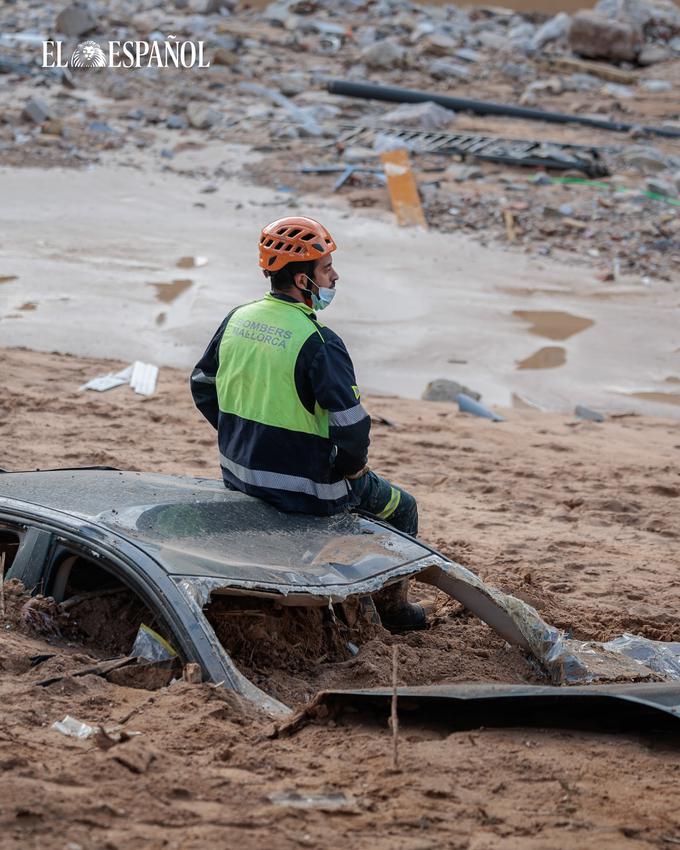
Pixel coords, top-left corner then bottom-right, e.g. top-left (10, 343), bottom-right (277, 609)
top-left (265, 290), bottom-right (316, 317)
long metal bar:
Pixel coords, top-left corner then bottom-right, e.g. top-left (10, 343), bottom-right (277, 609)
top-left (336, 124), bottom-right (610, 176)
top-left (327, 79), bottom-right (680, 139)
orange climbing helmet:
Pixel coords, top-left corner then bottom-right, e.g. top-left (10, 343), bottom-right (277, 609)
top-left (258, 216), bottom-right (336, 273)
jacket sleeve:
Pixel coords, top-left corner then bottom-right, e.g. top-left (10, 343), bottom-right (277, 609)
top-left (190, 318), bottom-right (227, 430)
top-left (308, 334), bottom-right (371, 477)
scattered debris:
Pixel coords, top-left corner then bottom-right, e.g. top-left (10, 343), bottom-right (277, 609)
top-left (111, 740), bottom-right (156, 774)
top-left (79, 365), bottom-right (132, 393)
top-left (107, 659), bottom-right (179, 690)
top-left (186, 103), bottom-right (222, 130)
top-left (328, 79), bottom-right (680, 138)
top-left (22, 99), bottom-right (51, 125)
top-left (422, 379), bottom-right (481, 403)
top-left (182, 662), bottom-right (203, 684)
top-left (538, 55), bottom-right (637, 85)
top-left (390, 644), bottom-right (399, 771)
top-left (51, 715), bottom-right (97, 740)
top-left (380, 101), bottom-right (456, 132)
top-left (337, 124), bottom-right (611, 177)
top-left (380, 148), bottom-right (427, 228)
top-left (532, 12), bottom-right (572, 49)
top-left (80, 362), bottom-right (159, 396)
top-left (575, 404), bottom-right (606, 422)
top-left (130, 361), bottom-right (159, 397)
top-left (456, 393), bottom-right (505, 422)
top-left (267, 791), bottom-right (354, 810)
top-left (176, 256), bottom-right (208, 268)
top-left (300, 163), bottom-right (384, 192)
top-left (55, 3), bottom-right (96, 38)
top-left (360, 40), bottom-right (405, 71)
top-left (239, 82), bottom-right (323, 137)
top-left (131, 623), bottom-right (177, 661)
top-left (568, 10), bottom-right (642, 63)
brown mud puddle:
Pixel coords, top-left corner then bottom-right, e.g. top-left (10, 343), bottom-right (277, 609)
top-left (517, 345), bottom-right (567, 370)
top-left (499, 287), bottom-right (646, 300)
top-left (0, 275), bottom-right (18, 284)
top-left (513, 310), bottom-right (594, 341)
top-left (149, 279), bottom-right (193, 304)
top-left (629, 392), bottom-right (680, 406)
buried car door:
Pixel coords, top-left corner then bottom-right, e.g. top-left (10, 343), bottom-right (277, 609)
top-left (0, 513), bottom-right (222, 683)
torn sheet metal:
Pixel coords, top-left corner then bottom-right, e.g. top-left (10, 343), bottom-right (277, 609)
top-left (419, 563), bottom-right (666, 685)
top-left (380, 149), bottom-right (427, 228)
top-left (285, 682), bottom-right (680, 733)
top-left (176, 575), bottom-right (291, 716)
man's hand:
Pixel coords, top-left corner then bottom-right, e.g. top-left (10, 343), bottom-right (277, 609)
top-left (345, 464), bottom-right (370, 481)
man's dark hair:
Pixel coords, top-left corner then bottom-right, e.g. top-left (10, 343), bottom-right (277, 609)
top-left (268, 259), bottom-right (315, 292)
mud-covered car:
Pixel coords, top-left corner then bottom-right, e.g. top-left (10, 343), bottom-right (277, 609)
top-left (0, 468), bottom-right (553, 713)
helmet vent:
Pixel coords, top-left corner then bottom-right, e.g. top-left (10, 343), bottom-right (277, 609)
top-left (300, 232), bottom-right (315, 241)
top-left (287, 228), bottom-right (301, 238)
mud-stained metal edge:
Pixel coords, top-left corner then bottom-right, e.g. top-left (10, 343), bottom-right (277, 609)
top-left (275, 682), bottom-right (680, 737)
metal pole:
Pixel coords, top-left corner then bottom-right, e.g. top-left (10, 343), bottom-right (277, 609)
top-left (327, 79), bottom-right (680, 139)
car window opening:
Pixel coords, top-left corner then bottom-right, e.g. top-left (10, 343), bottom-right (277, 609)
top-left (51, 553), bottom-right (172, 658)
top-left (0, 529), bottom-right (22, 575)
top-left (204, 593), bottom-right (382, 705)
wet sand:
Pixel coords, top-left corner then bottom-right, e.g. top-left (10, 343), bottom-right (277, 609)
top-left (2, 346), bottom-right (680, 849)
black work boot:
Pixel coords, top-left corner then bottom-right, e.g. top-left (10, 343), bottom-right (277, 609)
top-left (372, 579), bottom-right (427, 633)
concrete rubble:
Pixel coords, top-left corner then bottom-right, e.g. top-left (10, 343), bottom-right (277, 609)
top-left (0, 0), bottom-right (677, 281)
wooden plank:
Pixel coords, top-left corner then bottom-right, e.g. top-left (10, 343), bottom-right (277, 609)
top-left (380, 148), bottom-right (427, 229)
top-left (538, 55), bottom-right (637, 85)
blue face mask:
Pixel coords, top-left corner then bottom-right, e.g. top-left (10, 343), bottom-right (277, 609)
top-left (304, 275), bottom-right (336, 311)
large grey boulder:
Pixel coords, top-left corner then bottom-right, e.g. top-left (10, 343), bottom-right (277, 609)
top-left (568, 10), bottom-right (641, 61)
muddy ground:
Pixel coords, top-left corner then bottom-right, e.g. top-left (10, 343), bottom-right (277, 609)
top-left (2, 346), bottom-right (680, 849)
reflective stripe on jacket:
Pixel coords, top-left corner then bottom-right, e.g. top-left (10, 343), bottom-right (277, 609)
top-left (190, 292), bottom-right (371, 515)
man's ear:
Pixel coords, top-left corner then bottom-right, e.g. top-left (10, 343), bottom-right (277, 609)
top-left (292, 272), bottom-right (307, 290)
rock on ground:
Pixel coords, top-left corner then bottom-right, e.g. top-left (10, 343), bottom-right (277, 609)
top-left (55, 3), bottom-right (96, 37)
top-left (380, 101), bottom-right (456, 131)
top-left (360, 40), bottom-right (405, 70)
top-left (569, 10), bottom-right (642, 62)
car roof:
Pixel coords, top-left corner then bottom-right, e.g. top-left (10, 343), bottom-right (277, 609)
top-left (0, 469), bottom-right (431, 587)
